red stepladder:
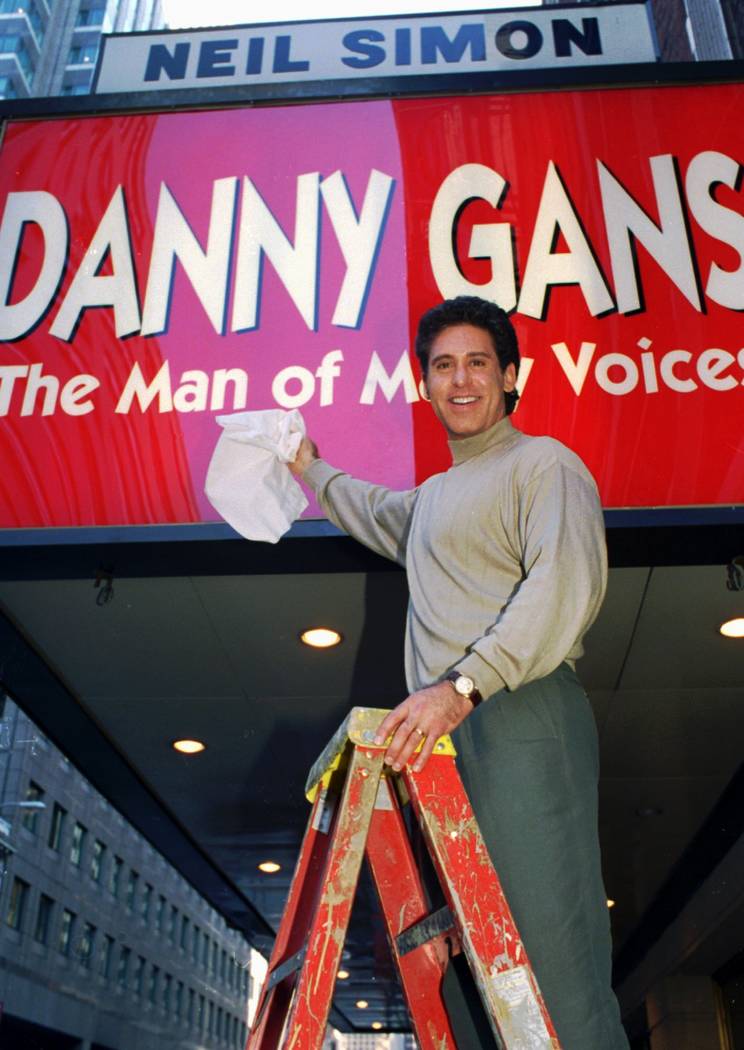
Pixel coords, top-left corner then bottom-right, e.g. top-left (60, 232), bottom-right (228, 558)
top-left (246, 707), bottom-right (561, 1050)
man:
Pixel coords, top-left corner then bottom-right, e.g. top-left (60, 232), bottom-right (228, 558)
top-left (290, 296), bottom-right (628, 1049)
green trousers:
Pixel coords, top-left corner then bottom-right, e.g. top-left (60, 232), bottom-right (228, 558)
top-left (443, 663), bottom-right (629, 1050)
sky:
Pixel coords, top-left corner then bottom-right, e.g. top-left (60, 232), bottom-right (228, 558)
top-left (161, 0), bottom-right (540, 29)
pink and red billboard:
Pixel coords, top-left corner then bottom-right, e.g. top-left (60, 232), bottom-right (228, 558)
top-left (1, 83), bottom-right (742, 529)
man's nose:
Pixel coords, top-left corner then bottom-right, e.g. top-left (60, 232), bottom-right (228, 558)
top-left (452, 363), bottom-right (467, 385)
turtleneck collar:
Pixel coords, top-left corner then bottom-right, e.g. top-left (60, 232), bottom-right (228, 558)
top-left (448, 416), bottom-right (519, 466)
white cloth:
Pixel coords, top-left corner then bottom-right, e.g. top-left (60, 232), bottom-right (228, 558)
top-left (205, 409), bottom-right (308, 543)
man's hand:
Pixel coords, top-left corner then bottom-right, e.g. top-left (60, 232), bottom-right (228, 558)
top-left (374, 681), bottom-right (474, 773)
top-left (288, 436), bottom-right (318, 477)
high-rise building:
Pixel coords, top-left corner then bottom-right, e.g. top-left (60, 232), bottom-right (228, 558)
top-left (0, 694), bottom-right (262, 1048)
top-left (0, 0), bottom-right (165, 101)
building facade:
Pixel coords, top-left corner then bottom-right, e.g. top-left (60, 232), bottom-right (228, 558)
top-left (0, 695), bottom-right (259, 1049)
top-left (0, 0), bottom-right (164, 101)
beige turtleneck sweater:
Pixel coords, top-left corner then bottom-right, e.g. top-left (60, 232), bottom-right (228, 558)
top-left (302, 417), bottom-right (607, 699)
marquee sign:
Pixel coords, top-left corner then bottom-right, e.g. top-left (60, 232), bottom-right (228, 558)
top-left (0, 82), bottom-right (742, 529)
top-left (94, 5), bottom-right (657, 94)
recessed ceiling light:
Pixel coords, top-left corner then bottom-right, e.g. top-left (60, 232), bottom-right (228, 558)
top-left (355, 999), bottom-right (369, 1009)
top-left (371, 1021), bottom-right (383, 1030)
top-left (337, 969), bottom-right (350, 980)
top-left (300, 627), bottom-right (342, 648)
top-left (607, 899), bottom-right (616, 909)
top-left (258, 861), bottom-right (281, 874)
top-left (720, 617), bottom-right (744, 638)
top-left (172, 739), bottom-right (206, 754)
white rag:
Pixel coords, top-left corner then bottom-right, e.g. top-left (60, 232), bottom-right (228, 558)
top-left (205, 409), bottom-right (308, 543)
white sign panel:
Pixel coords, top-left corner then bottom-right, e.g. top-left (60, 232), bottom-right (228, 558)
top-left (94, 5), bottom-right (657, 94)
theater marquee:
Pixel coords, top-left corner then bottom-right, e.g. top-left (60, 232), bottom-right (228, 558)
top-left (0, 82), bottom-right (742, 528)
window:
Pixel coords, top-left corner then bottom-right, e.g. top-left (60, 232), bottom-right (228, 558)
top-left (180, 913), bottom-right (189, 950)
top-left (34, 894), bottom-right (54, 944)
top-left (0, 75), bottom-right (18, 99)
top-left (100, 934), bottom-right (114, 978)
top-left (6, 877), bottom-right (29, 930)
top-left (175, 980), bottom-right (183, 1020)
top-left (192, 925), bottom-right (200, 963)
top-left (221, 948), bottom-right (227, 983)
top-left (162, 972), bottom-right (172, 1013)
top-left (201, 933), bottom-right (209, 970)
top-left (228, 955), bottom-right (235, 990)
top-left (90, 839), bottom-right (105, 882)
top-left (0, 34), bottom-right (34, 79)
top-left (117, 945), bottom-right (130, 988)
top-left (148, 964), bottom-right (159, 1005)
top-left (198, 993), bottom-right (205, 1033)
top-left (48, 803), bottom-right (66, 850)
top-left (21, 781), bottom-right (44, 833)
top-left (155, 894), bottom-right (165, 934)
top-left (75, 4), bottom-right (105, 26)
top-left (125, 869), bottom-right (139, 911)
top-left (60, 83), bottom-right (89, 96)
top-left (217, 1007), bottom-right (223, 1042)
top-left (68, 43), bottom-right (98, 65)
top-left (141, 882), bottom-right (153, 921)
top-left (109, 855), bottom-right (123, 897)
top-left (58, 909), bottom-right (76, 955)
top-left (207, 1000), bottom-right (214, 1036)
top-left (133, 954), bottom-right (145, 997)
top-left (168, 904), bottom-right (178, 943)
top-left (211, 940), bottom-right (218, 976)
top-left (79, 922), bottom-right (96, 967)
top-left (70, 821), bottom-right (87, 866)
top-left (187, 987), bottom-right (195, 1026)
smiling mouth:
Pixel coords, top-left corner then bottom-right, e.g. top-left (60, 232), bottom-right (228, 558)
top-left (449, 396), bottom-right (478, 405)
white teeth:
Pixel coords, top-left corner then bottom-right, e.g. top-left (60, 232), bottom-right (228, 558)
top-left (451, 397), bottom-right (477, 404)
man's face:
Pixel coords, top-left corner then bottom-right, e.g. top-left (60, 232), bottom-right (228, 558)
top-left (424, 324), bottom-right (517, 440)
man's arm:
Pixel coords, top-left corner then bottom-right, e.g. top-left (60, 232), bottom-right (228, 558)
top-left (290, 437), bottom-right (417, 565)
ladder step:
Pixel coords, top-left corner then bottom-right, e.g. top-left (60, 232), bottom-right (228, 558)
top-left (396, 905), bottom-right (454, 956)
top-left (265, 945), bottom-right (306, 992)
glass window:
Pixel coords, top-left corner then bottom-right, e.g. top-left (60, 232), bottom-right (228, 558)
top-left (155, 894), bottom-right (165, 934)
top-left (34, 893), bottom-right (54, 944)
top-left (60, 83), bottom-right (89, 96)
top-left (6, 877), bottom-right (29, 930)
top-left (59, 909), bottom-right (76, 955)
top-left (79, 922), bottom-right (96, 968)
top-left (90, 839), bottom-right (105, 882)
top-left (109, 855), bottom-right (123, 897)
top-left (198, 993), bottom-right (205, 1033)
top-left (75, 4), bottom-right (105, 26)
top-left (20, 780), bottom-right (44, 833)
top-left (211, 940), bottom-right (218, 975)
top-left (201, 933), bottom-right (209, 969)
top-left (117, 945), bottom-right (130, 988)
top-left (187, 987), bottom-right (195, 1026)
top-left (0, 75), bottom-right (18, 99)
top-left (68, 43), bottom-right (98, 65)
top-left (192, 925), bottom-right (200, 962)
top-left (168, 904), bottom-right (178, 943)
top-left (141, 882), bottom-right (152, 921)
top-left (48, 802), bottom-right (66, 850)
top-left (70, 821), bottom-right (87, 866)
top-left (100, 934), bottom-right (114, 978)
top-left (207, 1000), bottom-right (214, 1036)
top-left (162, 972), bottom-right (171, 1013)
top-left (148, 964), bottom-right (159, 1005)
top-left (221, 947), bottom-right (227, 982)
top-left (180, 913), bottom-right (189, 950)
top-left (125, 869), bottom-right (138, 911)
top-left (133, 954), bottom-right (145, 997)
top-left (175, 979), bottom-right (183, 1020)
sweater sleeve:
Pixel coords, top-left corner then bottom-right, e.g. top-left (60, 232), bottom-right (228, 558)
top-left (455, 459), bottom-right (607, 696)
top-left (302, 459), bottom-right (417, 566)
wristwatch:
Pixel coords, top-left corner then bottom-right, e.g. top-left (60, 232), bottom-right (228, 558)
top-left (445, 670), bottom-right (483, 707)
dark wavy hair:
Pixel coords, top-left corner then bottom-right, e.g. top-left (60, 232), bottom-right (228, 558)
top-left (415, 296), bottom-right (520, 415)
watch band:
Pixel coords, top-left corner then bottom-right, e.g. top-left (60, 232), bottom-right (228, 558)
top-left (445, 670), bottom-right (483, 707)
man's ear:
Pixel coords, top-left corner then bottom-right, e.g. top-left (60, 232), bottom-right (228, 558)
top-left (421, 374), bottom-right (430, 402)
top-left (504, 363), bottom-right (517, 392)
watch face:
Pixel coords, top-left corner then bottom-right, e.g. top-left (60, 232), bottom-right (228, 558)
top-left (455, 675), bottom-right (475, 696)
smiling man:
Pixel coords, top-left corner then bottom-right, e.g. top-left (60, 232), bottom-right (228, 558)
top-left (290, 295), bottom-right (628, 1049)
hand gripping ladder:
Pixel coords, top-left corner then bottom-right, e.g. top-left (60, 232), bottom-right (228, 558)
top-left (246, 707), bottom-right (561, 1050)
